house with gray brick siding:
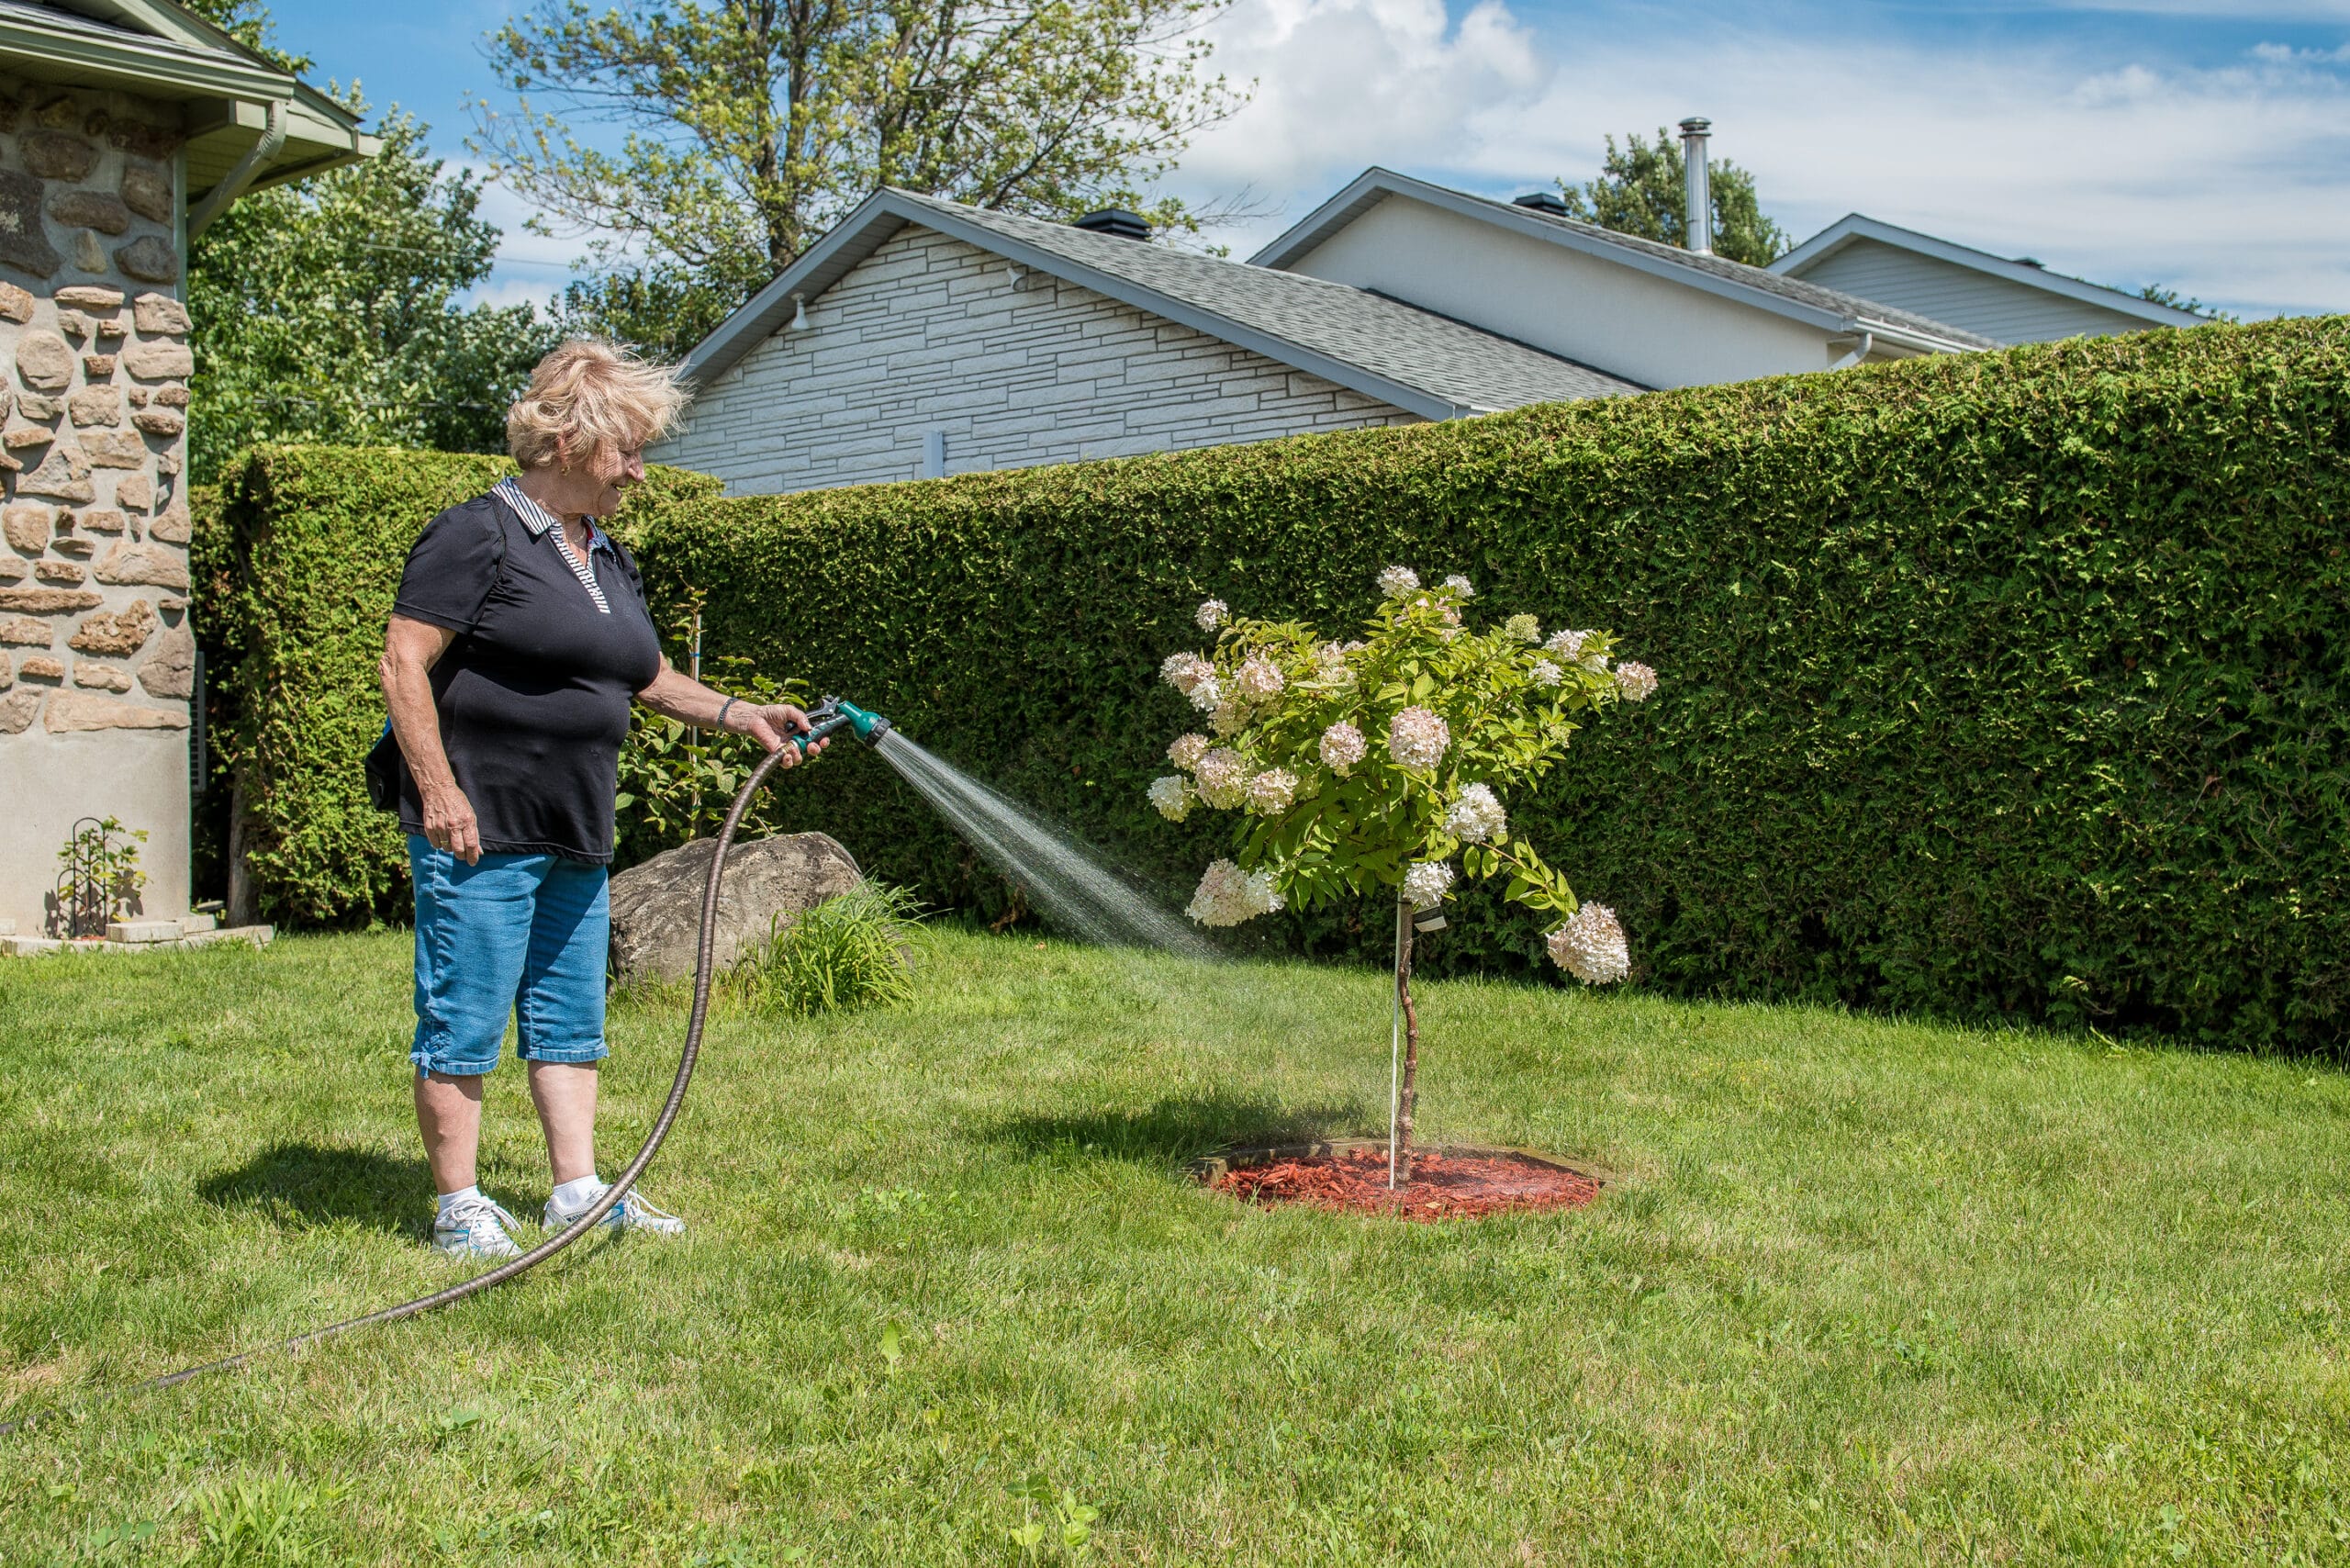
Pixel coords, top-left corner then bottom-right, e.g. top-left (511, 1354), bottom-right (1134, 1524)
top-left (664, 167), bottom-right (2002, 497)
top-left (659, 188), bottom-right (1647, 496)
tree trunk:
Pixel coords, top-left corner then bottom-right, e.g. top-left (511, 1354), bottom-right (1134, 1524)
top-left (1395, 895), bottom-right (1419, 1186)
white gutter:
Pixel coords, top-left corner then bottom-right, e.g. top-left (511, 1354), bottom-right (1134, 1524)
top-left (187, 98), bottom-right (286, 240)
top-left (1824, 330), bottom-right (1874, 372)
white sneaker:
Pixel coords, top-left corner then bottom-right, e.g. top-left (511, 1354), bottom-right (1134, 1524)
top-left (543, 1182), bottom-right (686, 1237)
top-left (432, 1194), bottom-right (524, 1259)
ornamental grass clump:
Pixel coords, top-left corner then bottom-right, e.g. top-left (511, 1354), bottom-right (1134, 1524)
top-left (728, 879), bottom-right (923, 1017)
top-left (1150, 567), bottom-right (1655, 1182)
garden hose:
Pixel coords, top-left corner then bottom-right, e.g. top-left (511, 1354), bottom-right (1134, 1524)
top-left (0, 703), bottom-right (885, 1439)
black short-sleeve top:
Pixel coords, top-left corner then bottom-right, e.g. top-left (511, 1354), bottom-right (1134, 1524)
top-left (389, 479), bottom-right (665, 863)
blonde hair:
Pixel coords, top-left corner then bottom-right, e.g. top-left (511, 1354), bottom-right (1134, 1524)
top-left (506, 339), bottom-right (688, 470)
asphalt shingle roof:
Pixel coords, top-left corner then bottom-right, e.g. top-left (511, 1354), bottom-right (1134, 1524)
top-left (890, 190), bottom-right (1646, 411)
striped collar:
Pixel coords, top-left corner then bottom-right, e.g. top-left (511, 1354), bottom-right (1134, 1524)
top-left (493, 476), bottom-right (614, 554)
top-left (493, 476), bottom-right (615, 615)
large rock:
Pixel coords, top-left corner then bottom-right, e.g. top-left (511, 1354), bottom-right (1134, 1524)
top-left (607, 832), bottom-right (863, 985)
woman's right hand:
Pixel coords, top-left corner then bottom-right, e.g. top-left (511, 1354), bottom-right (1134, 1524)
top-left (422, 783), bottom-right (482, 865)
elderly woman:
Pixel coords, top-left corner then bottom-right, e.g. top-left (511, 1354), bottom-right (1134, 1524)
top-left (380, 340), bottom-right (822, 1259)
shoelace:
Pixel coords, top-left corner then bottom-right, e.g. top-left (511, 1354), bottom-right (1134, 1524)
top-left (441, 1197), bottom-right (521, 1238)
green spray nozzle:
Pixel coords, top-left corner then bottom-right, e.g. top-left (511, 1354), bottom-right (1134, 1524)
top-left (796, 695), bottom-right (893, 752)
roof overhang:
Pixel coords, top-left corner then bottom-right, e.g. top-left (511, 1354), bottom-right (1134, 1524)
top-left (1771, 213), bottom-right (2208, 330)
top-left (0, 1), bottom-right (375, 206)
top-left (1251, 168), bottom-right (1989, 358)
top-left (681, 187), bottom-right (1473, 421)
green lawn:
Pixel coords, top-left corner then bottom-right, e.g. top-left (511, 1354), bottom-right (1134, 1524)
top-left (3, 927), bottom-right (2346, 1565)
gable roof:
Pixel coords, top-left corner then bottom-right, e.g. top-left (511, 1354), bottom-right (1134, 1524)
top-left (1769, 213), bottom-right (2207, 330)
top-left (1251, 168), bottom-right (1998, 356)
top-left (680, 187), bottom-right (1645, 420)
top-left (0, 0), bottom-right (375, 206)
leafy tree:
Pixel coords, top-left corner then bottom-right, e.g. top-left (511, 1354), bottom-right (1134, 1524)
top-left (1149, 570), bottom-right (1654, 1182)
top-left (186, 109), bottom-right (557, 483)
top-left (2137, 283), bottom-right (2237, 322)
top-left (470, 0), bottom-right (1248, 354)
top-left (1552, 128), bottom-right (1789, 267)
top-left (178, 0), bottom-right (555, 481)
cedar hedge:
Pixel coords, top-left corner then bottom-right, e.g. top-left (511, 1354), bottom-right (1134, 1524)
top-left (199, 316), bottom-right (2350, 1050)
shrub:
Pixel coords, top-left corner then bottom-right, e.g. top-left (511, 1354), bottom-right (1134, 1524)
top-left (726, 880), bottom-right (923, 1017)
top-left (200, 318), bottom-right (2350, 1050)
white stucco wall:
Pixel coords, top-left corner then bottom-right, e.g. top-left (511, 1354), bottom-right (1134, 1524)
top-left (1787, 239), bottom-right (2163, 346)
top-left (656, 226), bottom-right (1421, 495)
top-left (1276, 196), bottom-right (1874, 390)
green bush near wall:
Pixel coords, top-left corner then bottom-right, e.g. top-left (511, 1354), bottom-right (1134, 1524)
top-left (202, 318), bottom-right (2350, 1050)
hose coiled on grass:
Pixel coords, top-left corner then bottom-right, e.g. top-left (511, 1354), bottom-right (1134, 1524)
top-left (0, 745), bottom-right (793, 1439)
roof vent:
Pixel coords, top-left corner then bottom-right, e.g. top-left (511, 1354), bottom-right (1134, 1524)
top-left (1512, 191), bottom-right (1570, 215)
top-left (2014, 256), bottom-right (2044, 269)
top-left (1074, 208), bottom-right (1150, 241)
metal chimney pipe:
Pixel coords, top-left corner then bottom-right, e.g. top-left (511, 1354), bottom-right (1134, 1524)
top-left (1678, 117), bottom-right (1713, 254)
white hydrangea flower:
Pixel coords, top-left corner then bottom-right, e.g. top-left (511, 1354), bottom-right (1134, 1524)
top-left (1187, 675), bottom-right (1223, 714)
top-left (1167, 733), bottom-right (1210, 771)
top-left (1192, 747), bottom-right (1248, 809)
top-left (1208, 697), bottom-right (1248, 736)
top-left (1340, 640), bottom-right (1368, 654)
top-left (1402, 860), bottom-right (1453, 910)
top-left (1614, 661), bottom-right (1659, 702)
top-left (1530, 659), bottom-right (1563, 688)
top-left (1195, 599), bottom-right (1229, 633)
top-left (1235, 657), bottom-right (1285, 700)
top-left (1544, 628), bottom-right (1591, 661)
top-left (1377, 565), bottom-right (1420, 599)
top-left (1318, 721), bottom-right (1367, 774)
top-left (1439, 604), bottom-right (1461, 628)
top-left (1443, 783), bottom-right (1506, 845)
top-left (1160, 651), bottom-right (1212, 695)
top-left (1244, 767), bottom-right (1298, 814)
top-left (1505, 612), bottom-right (1540, 644)
top-left (1548, 902), bottom-right (1629, 983)
top-left (1147, 776), bottom-right (1192, 822)
top-left (1580, 648), bottom-right (1610, 674)
top-left (1186, 857), bottom-right (1284, 926)
top-left (1387, 705), bottom-right (1450, 770)
top-left (1442, 574), bottom-right (1474, 598)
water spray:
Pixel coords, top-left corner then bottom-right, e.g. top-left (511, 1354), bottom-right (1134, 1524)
top-left (0, 698), bottom-right (898, 1438)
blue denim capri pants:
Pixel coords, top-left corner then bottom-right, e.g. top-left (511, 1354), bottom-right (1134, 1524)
top-left (408, 835), bottom-right (610, 1077)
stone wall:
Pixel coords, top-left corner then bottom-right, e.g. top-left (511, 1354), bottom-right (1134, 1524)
top-left (0, 74), bottom-right (193, 934)
top-left (659, 226), bottom-right (1420, 495)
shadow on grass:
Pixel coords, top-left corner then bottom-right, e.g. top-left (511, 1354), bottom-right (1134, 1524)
top-left (199, 1141), bottom-right (434, 1238)
top-left (984, 1094), bottom-right (1369, 1168)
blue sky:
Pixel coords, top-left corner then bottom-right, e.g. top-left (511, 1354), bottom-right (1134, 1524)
top-left (264, 0), bottom-right (2350, 320)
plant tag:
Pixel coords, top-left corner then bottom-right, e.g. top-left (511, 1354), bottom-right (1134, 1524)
top-left (1414, 914), bottom-right (1447, 931)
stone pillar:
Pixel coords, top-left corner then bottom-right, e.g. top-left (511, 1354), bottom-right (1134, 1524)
top-left (0, 76), bottom-right (193, 935)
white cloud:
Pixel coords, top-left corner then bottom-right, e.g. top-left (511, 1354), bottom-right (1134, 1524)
top-left (1166, 0), bottom-right (2350, 317)
top-left (1178, 0), bottom-right (1553, 204)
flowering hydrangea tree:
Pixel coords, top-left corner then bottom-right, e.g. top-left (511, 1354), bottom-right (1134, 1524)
top-left (1151, 566), bottom-right (1656, 1182)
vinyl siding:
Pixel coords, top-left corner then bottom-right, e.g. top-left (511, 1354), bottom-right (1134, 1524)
top-left (1795, 240), bottom-right (2163, 345)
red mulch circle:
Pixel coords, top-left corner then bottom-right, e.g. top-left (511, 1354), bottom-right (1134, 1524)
top-left (1214, 1147), bottom-right (1600, 1221)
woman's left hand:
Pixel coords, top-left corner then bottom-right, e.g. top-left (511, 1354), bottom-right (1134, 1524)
top-left (738, 703), bottom-right (825, 763)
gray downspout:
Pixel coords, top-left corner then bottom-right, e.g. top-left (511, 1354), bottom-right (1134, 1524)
top-left (187, 99), bottom-right (285, 241)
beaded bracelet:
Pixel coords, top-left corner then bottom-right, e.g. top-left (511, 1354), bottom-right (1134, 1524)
top-left (714, 696), bottom-right (738, 731)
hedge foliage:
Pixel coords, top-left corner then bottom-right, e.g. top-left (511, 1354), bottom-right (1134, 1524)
top-left (201, 317), bottom-right (2350, 1049)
